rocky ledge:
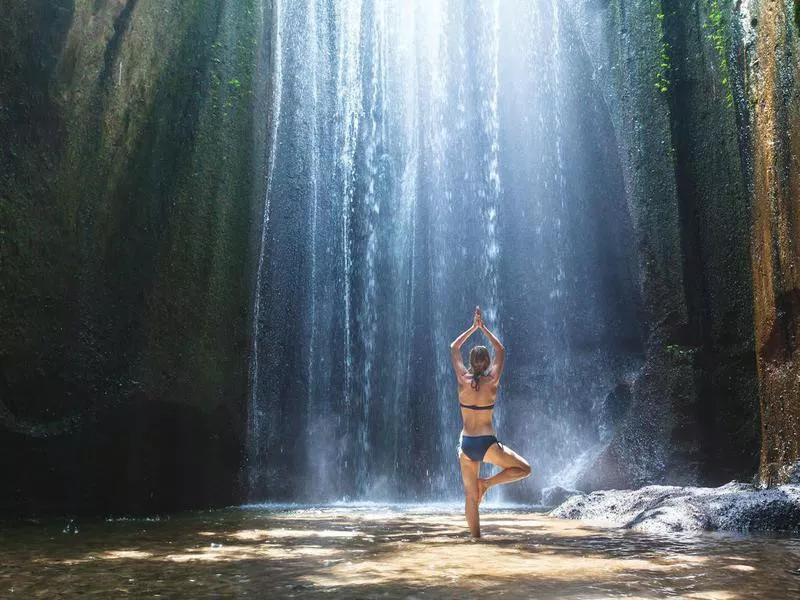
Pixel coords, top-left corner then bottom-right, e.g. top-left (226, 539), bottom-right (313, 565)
top-left (548, 481), bottom-right (800, 534)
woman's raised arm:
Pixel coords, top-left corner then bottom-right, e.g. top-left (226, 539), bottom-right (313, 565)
top-left (480, 318), bottom-right (505, 379)
top-left (450, 307), bottom-right (481, 376)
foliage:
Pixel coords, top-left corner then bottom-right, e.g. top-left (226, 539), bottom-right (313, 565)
top-left (655, 9), bottom-right (671, 94)
top-left (703, 0), bottom-right (733, 107)
top-left (664, 343), bottom-right (697, 359)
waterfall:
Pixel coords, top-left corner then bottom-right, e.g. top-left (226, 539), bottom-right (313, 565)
top-left (248, 0), bottom-right (644, 503)
top-left (247, 0), bottom-right (284, 498)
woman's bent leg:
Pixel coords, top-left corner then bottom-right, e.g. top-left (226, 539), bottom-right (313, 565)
top-left (481, 443), bottom-right (531, 494)
top-left (459, 449), bottom-right (481, 538)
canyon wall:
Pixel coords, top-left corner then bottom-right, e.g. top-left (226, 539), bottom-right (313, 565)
top-left (0, 0), bottom-right (266, 514)
top-left (1, 0), bottom-right (798, 514)
top-left (748, 0), bottom-right (800, 485)
top-left (571, 0), bottom-right (759, 489)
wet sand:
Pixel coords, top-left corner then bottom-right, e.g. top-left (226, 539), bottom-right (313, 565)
top-left (2, 505), bottom-right (799, 598)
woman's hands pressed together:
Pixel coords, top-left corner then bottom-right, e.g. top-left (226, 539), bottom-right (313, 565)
top-left (473, 305), bottom-right (482, 329)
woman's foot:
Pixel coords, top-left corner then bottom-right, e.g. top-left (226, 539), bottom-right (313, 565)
top-left (478, 479), bottom-right (490, 504)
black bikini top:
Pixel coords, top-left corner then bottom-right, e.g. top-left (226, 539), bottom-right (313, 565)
top-left (459, 403), bottom-right (496, 411)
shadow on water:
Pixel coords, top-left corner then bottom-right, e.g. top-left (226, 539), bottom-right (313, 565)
top-left (1, 507), bottom-right (799, 598)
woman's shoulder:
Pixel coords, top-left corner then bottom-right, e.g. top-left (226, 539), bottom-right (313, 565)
top-left (455, 371), bottom-right (472, 387)
top-left (485, 369), bottom-right (501, 386)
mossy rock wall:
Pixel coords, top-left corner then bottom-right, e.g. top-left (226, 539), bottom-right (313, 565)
top-left (574, 0), bottom-right (800, 490)
top-left (569, 0), bottom-right (759, 489)
top-left (0, 0), bottom-right (266, 514)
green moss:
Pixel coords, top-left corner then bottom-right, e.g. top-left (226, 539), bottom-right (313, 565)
top-left (703, 0), bottom-right (733, 107)
top-left (655, 9), bottom-right (671, 94)
top-left (664, 343), bottom-right (698, 359)
top-left (795, 0), bottom-right (799, 29)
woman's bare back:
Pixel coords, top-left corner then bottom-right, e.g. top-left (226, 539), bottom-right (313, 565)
top-left (457, 370), bottom-right (499, 436)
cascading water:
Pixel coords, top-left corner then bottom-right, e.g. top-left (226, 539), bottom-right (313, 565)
top-left (248, 0), bottom-right (644, 503)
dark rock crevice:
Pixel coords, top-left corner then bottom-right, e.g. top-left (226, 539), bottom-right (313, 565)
top-left (98, 0), bottom-right (138, 88)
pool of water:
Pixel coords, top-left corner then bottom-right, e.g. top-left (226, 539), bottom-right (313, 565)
top-left (2, 505), bottom-right (799, 598)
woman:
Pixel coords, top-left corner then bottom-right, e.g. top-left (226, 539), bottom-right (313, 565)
top-left (450, 305), bottom-right (531, 538)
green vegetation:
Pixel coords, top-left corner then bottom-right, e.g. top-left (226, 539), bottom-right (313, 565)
top-left (664, 343), bottom-right (697, 359)
top-left (703, 0), bottom-right (733, 107)
top-left (655, 9), bottom-right (671, 94)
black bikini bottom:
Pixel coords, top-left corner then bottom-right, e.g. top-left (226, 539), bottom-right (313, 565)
top-left (459, 434), bottom-right (499, 462)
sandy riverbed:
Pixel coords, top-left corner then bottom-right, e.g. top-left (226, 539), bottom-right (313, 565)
top-left (2, 505), bottom-right (799, 598)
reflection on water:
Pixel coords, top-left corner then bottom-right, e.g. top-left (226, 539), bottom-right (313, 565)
top-left (1, 505), bottom-right (799, 598)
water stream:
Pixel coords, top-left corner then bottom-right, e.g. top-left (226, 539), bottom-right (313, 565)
top-left (248, 0), bottom-right (643, 503)
top-left (3, 507), bottom-right (798, 598)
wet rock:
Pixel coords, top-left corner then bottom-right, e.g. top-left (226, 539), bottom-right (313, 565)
top-left (540, 486), bottom-right (584, 508)
top-left (785, 462), bottom-right (800, 485)
top-left (549, 481), bottom-right (800, 534)
top-left (0, 397), bottom-right (243, 516)
top-left (742, 0), bottom-right (800, 485)
top-left (62, 519), bottom-right (79, 534)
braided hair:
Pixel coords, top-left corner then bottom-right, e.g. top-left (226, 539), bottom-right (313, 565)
top-left (469, 346), bottom-right (491, 391)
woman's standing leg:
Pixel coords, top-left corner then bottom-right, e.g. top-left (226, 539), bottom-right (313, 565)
top-left (458, 449), bottom-right (481, 538)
